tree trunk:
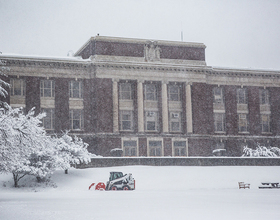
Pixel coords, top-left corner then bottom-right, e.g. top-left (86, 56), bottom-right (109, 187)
top-left (12, 172), bottom-right (26, 187)
top-left (12, 173), bottom-right (19, 187)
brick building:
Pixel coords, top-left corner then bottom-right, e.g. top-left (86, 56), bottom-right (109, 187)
top-left (1, 36), bottom-right (280, 157)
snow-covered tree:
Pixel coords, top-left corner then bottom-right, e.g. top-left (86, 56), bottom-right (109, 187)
top-left (27, 132), bottom-right (93, 180)
top-left (26, 139), bottom-right (60, 182)
top-left (242, 144), bottom-right (280, 157)
top-left (55, 132), bottom-right (92, 173)
top-left (0, 60), bottom-right (10, 98)
top-left (0, 106), bottom-right (49, 186)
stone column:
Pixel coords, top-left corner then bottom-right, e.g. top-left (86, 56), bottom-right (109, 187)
top-left (162, 81), bottom-right (169, 133)
top-left (112, 78), bottom-right (119, 133)
top-left (137, 80), bottom-right (144, 133)
top-left (186, 84), bottom-right (193, 133)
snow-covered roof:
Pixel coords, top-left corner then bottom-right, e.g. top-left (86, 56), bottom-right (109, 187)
top-left (211, 66), bottom-right (280, 74)
top-left (0, 53), bottom-right (90, 63)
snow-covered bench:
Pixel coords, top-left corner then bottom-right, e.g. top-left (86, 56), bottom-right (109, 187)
top-left (238, 182), bottom-right (250, 189)
top-left (259, 182), bottom-right (279, 189)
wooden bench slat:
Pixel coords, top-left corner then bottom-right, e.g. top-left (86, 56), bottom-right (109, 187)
top-left (238, 182), bottom-right (250, 189)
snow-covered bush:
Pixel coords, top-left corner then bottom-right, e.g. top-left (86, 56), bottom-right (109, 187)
top-left (27, 139), bottom-right (60, 182)
top-left (54, 132), bottom-right (92, 172)
top-left (212, 149), bottom-right (226, 156)
top-left (22, 132), bottom-right (93, 181)
top-left (270, 147), bottom-right (280, 156)
top-left (110, 148), bottom-right (123, 157)
top-left (242, 144), bottom-right (280, 157)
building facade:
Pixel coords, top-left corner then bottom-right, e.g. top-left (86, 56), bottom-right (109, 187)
top-left (1, 36), bottom-right (280, 157)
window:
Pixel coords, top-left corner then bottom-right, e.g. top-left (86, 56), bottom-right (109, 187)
top-left (213, 87), bottom-right (224, 104)
top-left (237, 88), bottom-right (247, 104)
top-left (148, 140), bottom-right (162, 156)
top-left (123, 140), bottom-right (137, 156)
top-left (119, 83), bottom-right (132, 100)
top-left (260, 89), bottom-right (269, 105)
top-left (261, 114), bottom-right (271, 133)
top-left (173, 141), bottom-right (186, 156)
top-left (238, 114), bottom-right (248, 132)
top-left (214, 113), bottom-right (225, 132)
top-left (169, 112), bottom-right (181, 132)
top-left (42, 108), bottom-right (55, 130)
top-left (144, 84), bottom-right (157, 101)
top-left (145, 111), bottom-right (159, 131)
top-left (69, 109), bottom-right (83, 130)
top-left (10, 78), bottom-right (25, 96)
top-left (40, 80), bottom-right (55, 97)
top-left (69, 81), bottom-right (83, 98)
top-left (168, 84), bottom-right (180, 101)
top-left (120, 110), bottom-right (133, 131)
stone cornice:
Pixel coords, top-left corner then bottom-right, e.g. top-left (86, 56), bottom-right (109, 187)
top-left (93, 59), bottom-right (209, 73)
top-left (95, 63), bottom-right (207, 73)
top-left (207, 67), bottom-right (280, 79)
top-left (1, 56), bottom-right (90, 70)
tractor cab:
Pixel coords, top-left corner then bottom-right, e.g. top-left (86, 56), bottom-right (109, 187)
top-left (90, 171), bottom-right (135, 191)
top-left (109, 172), bottom-right (124, 181)
top-left (105, 171), bottom-right (135, 190)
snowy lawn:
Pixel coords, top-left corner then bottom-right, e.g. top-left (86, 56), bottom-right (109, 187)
top-left (1, 166), bottom-right (280, 220)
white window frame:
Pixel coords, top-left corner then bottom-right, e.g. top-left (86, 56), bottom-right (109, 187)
top-left (69, 109), bottom-right (84, 130)
top-left (169, 112), bottom-right (181, 132)
top-left (69, 80), bottom-right (83, 99)
top-left (122, 138), bottom-right (138, 157)
top-left (214, 113), bottom-right (226, 133)
top-left (147, 138), bottom-right (163, 157)
top-left (260, 89), bottom-right (269, 105)
top-left (168, 84), bottom-right (181, 101)
top-left (172, 138), bottom-right (187, 157)
top-left (120, 110), bottom-right (134, 131)
top-left (10, 78), bottom-right (26, 96)
top-left (42, 108), bottom-right (55, 130)
top-left (261, 114), bottom-right (271, 133)
top-left (145, 111), bottom-right (159, 132)
top-left (40, 80), bottom-right (55, 98)
top-left (119, 82), bottom-right (132, 100)
top-left (144, 84), bottom-right (157, 101)
top-left (213, 87), bottom-right (224, 104)
top-left (237, 88), bottom-right (247, 104)
top-left (238, 114), bottom-right (248, 133)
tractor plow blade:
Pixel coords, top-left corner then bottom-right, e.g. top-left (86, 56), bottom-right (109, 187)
top-left (95, 182), bottom-right (106, 190)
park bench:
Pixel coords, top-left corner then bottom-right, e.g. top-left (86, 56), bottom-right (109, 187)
top-left (259, 182), bottom-right (280, 189)
top-left (238, 182), bottom-right (250, 189)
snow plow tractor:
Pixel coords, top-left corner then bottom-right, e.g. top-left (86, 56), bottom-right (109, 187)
top-left (89, 172), bottom-right (135, 191)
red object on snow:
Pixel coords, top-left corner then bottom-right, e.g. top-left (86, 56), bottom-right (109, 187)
top-left (95, 182), bottom-right (106, 190)
top-left (89, 183), bottom-right (95, 190)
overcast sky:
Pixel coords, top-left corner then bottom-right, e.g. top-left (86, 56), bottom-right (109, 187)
top-left (1, 0), bottom-right (280, 70)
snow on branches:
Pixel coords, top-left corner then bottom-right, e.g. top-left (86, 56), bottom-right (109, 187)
top-left (0, 104), bottom-right (92, 187)
top-left (0, 106), bottom-right (48, 186)
top-left (0, 60), bottom-right (10, 98)
top-left (242, 144), bottom-right (280, 157)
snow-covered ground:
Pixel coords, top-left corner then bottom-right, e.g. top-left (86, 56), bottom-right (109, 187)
top-left (1, 166), bottom-right (280, 220)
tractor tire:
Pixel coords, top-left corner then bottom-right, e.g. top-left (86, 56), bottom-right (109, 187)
top-left (123, 185), bottom-right (130, 190)
top-left (111, 186), bottom-right (117, 190)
